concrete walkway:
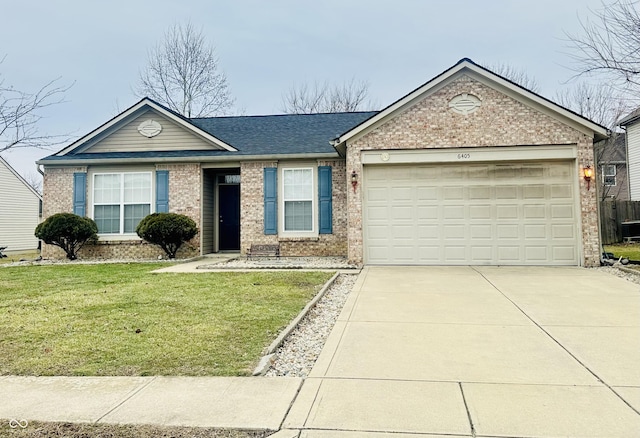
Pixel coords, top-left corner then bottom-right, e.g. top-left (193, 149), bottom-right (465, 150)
top-left (0, 376), bottom-right (301, 430)
top-left (2, 266), bottom-right (639, 437)
top-left (282, 266), bottom-right (640, 437)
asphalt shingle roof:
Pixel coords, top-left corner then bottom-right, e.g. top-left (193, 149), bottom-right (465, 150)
top-left (40, 110), bottom-right (378, 162)
top-left (192, 112), bottom-right (378, 155)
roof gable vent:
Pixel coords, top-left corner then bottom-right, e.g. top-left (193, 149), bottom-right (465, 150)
top-left (449, 93), bottom-right (481, 115)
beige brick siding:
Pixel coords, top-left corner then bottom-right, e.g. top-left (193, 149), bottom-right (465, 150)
top-left (346, 75), bottom-right (600, 267)
top-left (41, 164), bottom-right (200, 260)
top-left (239, 160), bottom-right (348, 257)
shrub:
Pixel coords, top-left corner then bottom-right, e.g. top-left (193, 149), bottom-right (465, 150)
top-left (35, 213), bottom-right (98, 260)
top-left (136, 213), bottom-right (198, 259)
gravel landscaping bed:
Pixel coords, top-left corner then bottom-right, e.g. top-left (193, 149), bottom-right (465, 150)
top-left (596, 265), bottom-right (640, 285)
top-left (198, 256), bottom-right (359, 270)
top-left (266, 273), bottom-right (357, 377)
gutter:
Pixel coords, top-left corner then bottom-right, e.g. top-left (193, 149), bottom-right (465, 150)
top-left (36, 152), bottom-right (342, 166)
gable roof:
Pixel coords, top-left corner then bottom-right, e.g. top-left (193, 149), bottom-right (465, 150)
top-left (333, 58), bottom-right (609, 153)
top-left (53, 98), bottom-right (239, 157)
top-left (598, 132), bottom-right (626, 163)
top-left (0, 155), bottom-right (42, 200)
top-left (39, 110), bottom-right (378, 165)
top-left (620, 107), bottom-right (640, 126)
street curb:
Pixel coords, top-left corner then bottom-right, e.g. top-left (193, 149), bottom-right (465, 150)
top-left (252, 272), bottom-right (341, 376)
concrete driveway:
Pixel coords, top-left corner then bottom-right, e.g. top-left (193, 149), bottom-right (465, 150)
top-left (283, 266), bottom-right (640, 437)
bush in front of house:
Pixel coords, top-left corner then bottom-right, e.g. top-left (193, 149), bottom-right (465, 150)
top-left (35, 213), bottom-right (99, 260)
top-left (136, 213), bottom-right (198, 259)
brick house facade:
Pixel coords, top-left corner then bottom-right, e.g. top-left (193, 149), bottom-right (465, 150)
top-left (39, 59), bottom-right (607, 266)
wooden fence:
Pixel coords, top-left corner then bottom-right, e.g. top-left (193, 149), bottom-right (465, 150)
top-left (599, 200), bottom-right (640, 244)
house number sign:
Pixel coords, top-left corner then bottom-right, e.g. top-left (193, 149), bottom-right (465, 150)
top-left (457, 153), bottom-right (471, 159)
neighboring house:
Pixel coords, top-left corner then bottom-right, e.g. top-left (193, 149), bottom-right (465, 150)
top-left (0, 155), bottom-right (42, 252)
top-left (595, 132), bottom-right (629, 200)
top-left (620, 108), bottom-right (640, 200)
top-left (38, 58), bottom-right (607, 267)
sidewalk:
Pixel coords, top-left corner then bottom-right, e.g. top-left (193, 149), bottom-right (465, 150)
top-left (0, 376), bottom-right (301, 430)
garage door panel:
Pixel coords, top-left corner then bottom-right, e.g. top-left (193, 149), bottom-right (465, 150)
top-left (470, 224), bottom-right (492, 239)
top-left (497, 205), bottom-right (519, 219)
top-left (364, 161), bottom-right (578, 266)
top-left (552, 224), bottom-right (575, 239)
top-left (524, 224), bottom-right (547, 239)
top-left (523, 185), bottom-right (545, 199)
top-left (471, 246), bottom-right (493, 261)
top-left (443, 186), bottom-right (464, 199)
top-left (551, 204), bottom-right (574, 219)
top-left (525, 246), bottom-right (548, 261)
top-left (444, 246), bottom-right (466, 261)
top-left (392, 206), bottom-right (413, 220)
top-left (443, 205), bottom-right (465, 219)
top-left (469, 205), bottom-right (491, 219)
top-left (496, 186), bottom-right (518, 199)
top-left (523, 205), bottom-right (546, 219)
top-left (469, 186), bottom-right (491, 199)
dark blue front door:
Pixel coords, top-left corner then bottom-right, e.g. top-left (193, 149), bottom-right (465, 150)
top-left (219, 184), bottom-right (240, 251)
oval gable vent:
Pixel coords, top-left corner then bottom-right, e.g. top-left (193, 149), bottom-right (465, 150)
top-left (137, 119), bottom-right (163, 138)
top-left (449, 93), bottom-right (481, 115)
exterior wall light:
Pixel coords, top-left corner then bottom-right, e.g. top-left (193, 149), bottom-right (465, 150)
top-left (583, 165), bottom-right (593, 190)
top-left (351, 170), bottom-right (358, 193)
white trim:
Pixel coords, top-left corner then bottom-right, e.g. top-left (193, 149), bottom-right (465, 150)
top-left (361, 145), bottom-right (577, 165)
top-left (55, 98), bottom-right (238, 156)
top-left (91, 171), bottom-right (153, 236)
top-left (336, 59), bottom-right (608, 147)
top-left (278, 165), bottom-right (318, 238)
top-left (602, 164), bottom-right (617, 186)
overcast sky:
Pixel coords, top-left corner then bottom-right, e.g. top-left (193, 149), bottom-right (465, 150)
top-left (1, 0), bottom-right (607, 180)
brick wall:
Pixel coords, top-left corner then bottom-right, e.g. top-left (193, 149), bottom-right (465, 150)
top-left (240, 160), bottom-right (348, 257)
top-left (41, 164), bottom-right (201, 260)
top-left (346, 75), bottom-right (600, 267)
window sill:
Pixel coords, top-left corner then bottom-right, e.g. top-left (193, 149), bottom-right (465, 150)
top-left (96, 234), bottom-right (144, 242)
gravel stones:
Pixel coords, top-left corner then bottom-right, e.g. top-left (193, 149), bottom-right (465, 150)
top-left (198, 256), bottom-right (358, 270)
top-left (266, 274), bottom-right (357, 377)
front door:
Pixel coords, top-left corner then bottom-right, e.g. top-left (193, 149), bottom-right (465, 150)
top-left (218, 184), bottom-right (240, 251)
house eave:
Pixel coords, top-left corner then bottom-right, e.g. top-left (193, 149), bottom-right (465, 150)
top-left (37, 152), bottom-right (342, 167)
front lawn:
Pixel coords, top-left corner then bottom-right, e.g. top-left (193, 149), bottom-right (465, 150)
top-left (0, 263), bottom-right (333, 376)
top-left (603, 243), bottom-right (640, 261)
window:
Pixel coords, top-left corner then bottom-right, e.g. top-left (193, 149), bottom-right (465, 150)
top-left (93, 172), bottom-right (152, 234)
top-left (602, 164), bottom-right (616, 186)
top-left (283, 168), bottom-right (313, 232)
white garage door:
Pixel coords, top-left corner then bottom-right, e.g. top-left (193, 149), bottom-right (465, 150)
top-left (364, 162), bottom-right (579, 265)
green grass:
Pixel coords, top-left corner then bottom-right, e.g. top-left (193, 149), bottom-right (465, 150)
top-left (0, 263), bottom-right (333, 376)
top-left (604, 243), bottom-right (640, 260)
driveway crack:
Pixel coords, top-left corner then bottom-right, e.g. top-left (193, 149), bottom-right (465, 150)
top-left (458, 382), bottom-right (476, 437)
top-left (472, 266), bottom-right (640, 416)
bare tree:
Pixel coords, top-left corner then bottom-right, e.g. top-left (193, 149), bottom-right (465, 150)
top-left (483, 63), bottom-right (540, 93)
top-left (281, 78), bottom-right (375, 114)
top-left (22, 171), bottom-right (43, 195)
top-left (136, 22), bottom-right (234, 117)
top-left (1, 57), bottom-right (70, 153)
top-left (556, 81), bottom-right (631, 199)
top-left (565, 0), bottom-right (640, 100)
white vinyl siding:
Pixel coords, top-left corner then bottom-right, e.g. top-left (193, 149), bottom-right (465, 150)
top-left (92, 172), bottom-right (151, 234)
top-left (0, 159), bottom-right (41, 251)
top-left (282, 168), bottom-right (314, 232)
top-left (364, 161), bottom-right (579, 266)
top-left (627, 123), bottom-right (640, 200)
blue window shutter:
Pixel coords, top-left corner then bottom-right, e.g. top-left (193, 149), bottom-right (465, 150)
top-left (73, 172), bottom-right (86, 216)
top-left (156, 170), bottom-right (169, 213)
top-left (318, 166), bottom-right (332, 234)
top-left (264, 168), bottom-right (277, 235)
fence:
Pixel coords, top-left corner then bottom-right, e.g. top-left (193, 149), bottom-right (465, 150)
top-left (599, 200), bottom-right (640, 244)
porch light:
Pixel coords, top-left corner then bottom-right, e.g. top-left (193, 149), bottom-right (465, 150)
top-left (583, 165), bottom-right (593, 190)
top-left (351, 170), bottom-right (358, 193)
